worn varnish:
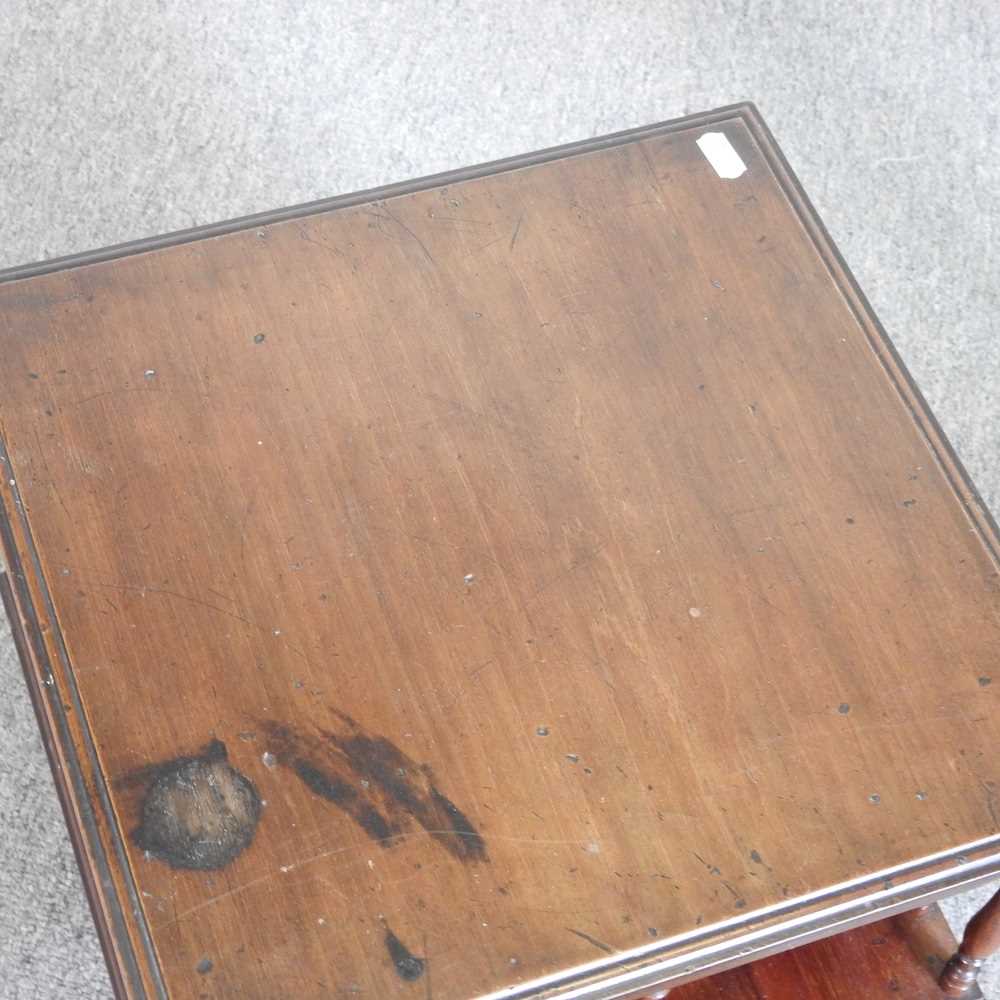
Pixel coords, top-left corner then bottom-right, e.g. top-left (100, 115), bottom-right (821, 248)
top-left (1, 104), bottom-right (998, 999)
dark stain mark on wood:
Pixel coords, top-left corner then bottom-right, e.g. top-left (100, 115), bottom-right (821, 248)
top-left (292, 758), bottom-right (400, 842)
top-left (384, 927), bottom-right (425, 981)
top-left (195, 957), bottom-right (213, 975)
top-left (428, 787), bottom-right (482, 856)
top-left (258, 713), bottom-right (487, 862)
top-left (127, 739), bottom-right (262, 870)
top-left (566, 927), bottom-right (614, 954)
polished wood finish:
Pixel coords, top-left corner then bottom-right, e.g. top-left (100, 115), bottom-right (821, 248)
top-left (2, 104), bottom-right (999, 999)
top-left (941, 888), bottom-right (1000, 996)
top-left (653, 904), bottom-right (974, 999)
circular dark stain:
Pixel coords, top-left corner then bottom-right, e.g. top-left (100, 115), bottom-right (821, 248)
top-left (196, 957), bottom-right (214, 975)
top-left (133, 742), bottom-right (262, 870)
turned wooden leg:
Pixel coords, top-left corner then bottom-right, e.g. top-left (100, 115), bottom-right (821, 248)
top-left (940, 887), bottom-right (1000, 996)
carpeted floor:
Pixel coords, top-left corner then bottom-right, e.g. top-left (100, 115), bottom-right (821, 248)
top-left (1, 2), bottom-right (998, 997)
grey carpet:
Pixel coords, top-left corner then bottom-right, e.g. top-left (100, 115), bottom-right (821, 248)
top-left (1, 2), bottom-right (998, 996)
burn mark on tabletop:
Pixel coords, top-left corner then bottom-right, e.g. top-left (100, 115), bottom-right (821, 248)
top-left (127, 739), bottom-right (262, 870)
top-left (257, 712), bottom-right (487, 863)
top-left (292, 758), bottom-right (400, 842)
top-left (384, 927), bottom-right (425, 981)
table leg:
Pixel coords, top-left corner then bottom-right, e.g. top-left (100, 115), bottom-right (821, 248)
top-left (940, 887), bottom-right (1000, 996)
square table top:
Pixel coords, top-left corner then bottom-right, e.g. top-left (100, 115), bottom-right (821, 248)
top-left (1, 103), bottom-right (998, 1000)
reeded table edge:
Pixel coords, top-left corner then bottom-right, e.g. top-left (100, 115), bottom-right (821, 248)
top-left (485, 837), bottom-right (1000, 999)
top-left (1, 102), bottom-right (998, 1000)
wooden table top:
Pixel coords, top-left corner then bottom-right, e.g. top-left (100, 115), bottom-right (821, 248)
top-left (1, 103), bottom-right (998, 1000)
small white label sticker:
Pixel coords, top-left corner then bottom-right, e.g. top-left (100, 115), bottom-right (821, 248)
top-left (696, 132), bottom-right (747, 179)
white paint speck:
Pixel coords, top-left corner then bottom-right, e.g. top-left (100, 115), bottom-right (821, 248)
top-left (464, 573), bottom-right (476, 585)
top-left (280, 865), bottom-right (292, 873)
top-left (318, 917), bottom-right (326, 926)
top-left (585, 842), bottom-right (601, 855)
top-left (143, 369), bottom-right (156, 379)
top-left (262, 752), bottom-right (277, 769)
top-left (272, 628), bottom-right (281, 636)
top-left (367, 859), bottom-right (375, 870)
top-left (688, 607), bottom-right (703, 618)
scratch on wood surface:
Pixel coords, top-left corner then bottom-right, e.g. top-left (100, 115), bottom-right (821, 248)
top-left (527, 541), bottom-right (607, 604)
top-left (565, 927), bottom-right (614, 954)
top-left (467, 658), bottom-right (495, 678)
top-left (441, 658), bottom-right (498, 715)
top-left (295, 223), bottom-right (348, 259)
top-left (635, 141), bottom-right (668, 210)
top-left (983, 780), bottom-right (999, 829)
top-left (67, 386), bottom-right (166, 408)
top-left (426, 214), bottom-right (493, 228)
top-left (367, 203), bottom-right (435, 265)
top-left (85, 579), bottom-right (257, 628)
top-left (163, 829), bottom-right (598, 927)
top-left (238, 489), bottom-right (258, 578)
top-left (509, 214), bottom-right (524, 252)
top-left (474, 236), bottom-right (506, 254)
top-left (29, 426), bottom-right (72, 522)
top-left (71, 573), bottom-right (318, 667)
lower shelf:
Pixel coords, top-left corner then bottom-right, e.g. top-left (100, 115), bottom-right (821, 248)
top-left (645, 904), bottom-right (978, 999)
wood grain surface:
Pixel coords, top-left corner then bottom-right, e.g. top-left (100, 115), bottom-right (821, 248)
top-left (1, 105), bottom-right (998, 999)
